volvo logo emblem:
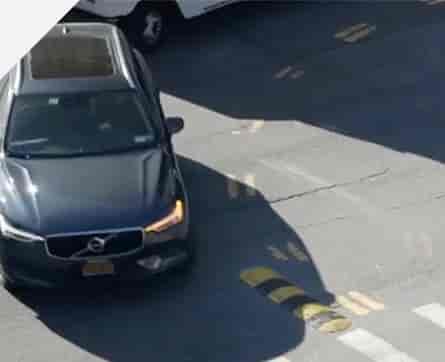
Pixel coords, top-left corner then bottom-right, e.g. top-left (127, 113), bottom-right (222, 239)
top-left (87, 237), bottom-right (106, 253)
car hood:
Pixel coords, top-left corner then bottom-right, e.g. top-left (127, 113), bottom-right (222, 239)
top-left (0, 148), bottom-right (173, 236)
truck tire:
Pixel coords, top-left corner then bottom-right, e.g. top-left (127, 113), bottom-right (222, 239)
top-left (120, 2), bottom-right (178, 52)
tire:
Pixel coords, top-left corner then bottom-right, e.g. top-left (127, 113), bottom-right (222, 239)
top-left (121, 2), bottom-right (174, 52)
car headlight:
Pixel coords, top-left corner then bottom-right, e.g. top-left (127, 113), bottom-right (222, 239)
top-left (0, 215), bottom-right (45, 242)
top-left (144, 200), bottom-right (184, 233)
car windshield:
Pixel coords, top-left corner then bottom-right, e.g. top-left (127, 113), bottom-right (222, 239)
top-left (6, 91), bottom-right (157, 157)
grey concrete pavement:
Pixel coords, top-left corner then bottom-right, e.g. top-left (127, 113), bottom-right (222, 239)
top-left (3, 2), bottom-right (445, 362)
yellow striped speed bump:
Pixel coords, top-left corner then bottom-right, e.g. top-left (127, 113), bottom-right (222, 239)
top-left (240, 267), bottom-right (351, 333)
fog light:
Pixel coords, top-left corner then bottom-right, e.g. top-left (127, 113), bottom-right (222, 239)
top-left (137, 256), bottom-right (162, 271)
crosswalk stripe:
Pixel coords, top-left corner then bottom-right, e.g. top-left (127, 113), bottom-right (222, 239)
top-left (348, 291), bottom-right (385, 311)
top-left (338, 329), bottom-right (419, 362)
top-left (413, 303), bottom-right (445, 329)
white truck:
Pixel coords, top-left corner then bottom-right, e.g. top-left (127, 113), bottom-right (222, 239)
top-left (75, 0), bottom-right (239, 49)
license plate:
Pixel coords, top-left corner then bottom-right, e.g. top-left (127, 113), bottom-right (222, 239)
top-left (82, 260), bottom-right (115, 277)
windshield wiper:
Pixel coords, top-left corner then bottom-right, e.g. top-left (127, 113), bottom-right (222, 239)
top-left (6, 143), bottom-right (157, 159)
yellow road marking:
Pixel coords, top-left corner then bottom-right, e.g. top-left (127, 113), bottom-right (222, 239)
top-left (248, 120), bottom-right (265, 133)
top-left (295, 303), bottom-right (331, 320)
top-left (275, 66), bottom-right (293, 79)
top-left (267, 245), bottom-right (289, 261)
top-left (287, 242), bottom-right (310, 262)
top-left (343, 25), bottom-right (376, 43)
top-left (240, 267), bottom-right (351, 333)
top-left (319, 318), bottom-right (352, 334)
top-left (348, 291), bottom-right (385, 311)
top-left (240, 267), bottom-right (281, 287)
top-left (244, 173), bottom-right (257, 196)
top-left (268, 285), bottom-right (305, 303)
top-left (335, 23), bottom-right (368, 39)
top-left (336, 295), bottom-right (370, 316)
top-left (227, 174), bottom-right (239, 199)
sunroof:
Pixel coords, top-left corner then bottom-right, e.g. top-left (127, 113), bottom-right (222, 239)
top-left (30, 36), bottom-right (114, 79)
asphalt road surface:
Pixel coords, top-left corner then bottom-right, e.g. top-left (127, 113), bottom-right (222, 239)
top-left (5, 2), bottom-right (445, 361)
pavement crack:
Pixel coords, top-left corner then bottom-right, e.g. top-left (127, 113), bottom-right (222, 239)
top-left (357, 168), bottom-right (390, 182)
top-left (268, 167), bottom-right (390, 204)
top-left (269, 184), bottom-right (338, 204)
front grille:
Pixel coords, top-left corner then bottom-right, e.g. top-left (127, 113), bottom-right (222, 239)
top-left (46, 230), bottom-right (143, 259)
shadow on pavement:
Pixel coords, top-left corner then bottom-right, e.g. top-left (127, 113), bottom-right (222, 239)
top-left (150, 1), bottom-right (445, 163)
top-left (12, 156), bottom-right (333, 362)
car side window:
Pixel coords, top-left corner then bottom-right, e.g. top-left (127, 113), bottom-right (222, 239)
top-left (0, 75), bottom-right (9, 133)
top-left (131, 49), bottom-right (167, 137)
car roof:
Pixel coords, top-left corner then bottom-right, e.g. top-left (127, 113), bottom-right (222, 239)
top-left (10, 23), bottom-right (136, 96)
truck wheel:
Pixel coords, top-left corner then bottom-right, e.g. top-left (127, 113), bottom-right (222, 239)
top-left (122, 3), bottom-right (172, 52)
top-left (140, 8), bottom-right (165, 50)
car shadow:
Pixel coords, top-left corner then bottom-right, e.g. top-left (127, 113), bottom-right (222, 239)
top-left (149, 1), bottom-right (445, 163)
top-left (12, 156), bottom-right (334, 362)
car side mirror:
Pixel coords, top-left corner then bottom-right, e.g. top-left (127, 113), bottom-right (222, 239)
top-left (166, 117), bottom-right (184, 135)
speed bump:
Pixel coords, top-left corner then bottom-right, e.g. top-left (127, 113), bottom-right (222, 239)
top-left (240, 267), bottom-right (351, 334)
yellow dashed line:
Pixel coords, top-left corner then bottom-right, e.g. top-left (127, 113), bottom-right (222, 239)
top-left (290, 70), bottom-right (305, 79)
top-left (348, 291), bottom-right (385, 311)
top-left (319, 317), bottom-right (353, 334)
top-left (268, 285), bottom-right (305, 303)
top-left (240, 266), bottom-right (281, 287)
top-left (295, 303), bottom-right (331, 320)
top-left (335, 23), bottom-right (368, 39)
top-left (336, 295), bottom-right (370, 316)
top-left (343, 25), bottom-right (376, 43)
top-left (244, 173), bottom-right (257, 196)
top-left (248, 120), bottom-right (265, 133)
top-left (226, 174), bottom-right (239, 199)
top-left (240, 267), bottom-right (352, 334)
top-left (287, 242), bottom-right (310, 262)
top-left (267, 245), bottom-right (289, 261)
top-left (275, 66), bottom-right (293, 79)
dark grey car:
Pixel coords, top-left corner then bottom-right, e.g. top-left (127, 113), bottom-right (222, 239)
top-left (0, 23), bottom-right (191, 288)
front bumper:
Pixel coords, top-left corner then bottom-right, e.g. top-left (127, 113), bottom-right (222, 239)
top-left (0, 231), bottom-right (192, 288)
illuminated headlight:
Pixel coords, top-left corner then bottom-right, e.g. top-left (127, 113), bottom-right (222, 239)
top-left (144, 200), bottom-right (184, 233)
top-left (0, 215), bottom-right (45, 242)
